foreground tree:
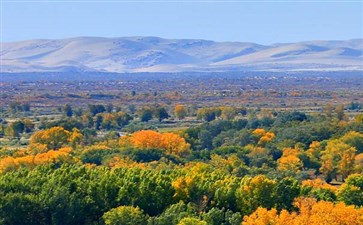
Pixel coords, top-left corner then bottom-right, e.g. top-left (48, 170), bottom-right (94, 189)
top-left (102, 206), bottom-right (148, 225)
top-left (242, 197), bottom-right (363, 225)
top-left (177, 217), bottom-right (207, 225)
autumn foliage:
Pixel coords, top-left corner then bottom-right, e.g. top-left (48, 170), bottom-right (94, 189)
top-left (120, 130), bottom-right (190, 157)
top-left (252, 128), bottom-right (275, 146)
top-left (243, 197), bottom-right (363, 225)
top-left (29, 126), bottom-right (83, 152)
top-left (0, 147), bottom-right (72, 173)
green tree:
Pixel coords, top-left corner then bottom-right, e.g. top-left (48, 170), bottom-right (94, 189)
top-left (338, 174), bottom-right (363, 206)
top-left (154, 107), bottom-right (169, 122)
top-left (177, 217), bottom-right (207, 225)
top-left (5, 121), bottom-right (25, 138)
top-left (64, 104), bottom-right (73, 117)
top-left (102, 206), bottom-right (148, 225)
top-left (139, 108), bottom-right (153, 122)
top-left (236, 175), bottom-right (276, 216)
top-left (106, 103), bottom-right (114, 113)
top-left (153, 201), bottom-right (196, 225)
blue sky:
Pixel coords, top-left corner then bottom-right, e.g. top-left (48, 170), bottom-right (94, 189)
top-left (1, 1), bottom-right (362, 44)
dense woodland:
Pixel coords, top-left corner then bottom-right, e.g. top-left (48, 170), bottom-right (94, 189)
top-left (0, 73), bottom-right (363, 225)
top-left (0, 99), bottom-right (362, 225)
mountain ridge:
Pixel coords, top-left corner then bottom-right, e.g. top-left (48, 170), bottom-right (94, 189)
top-left (1, 37), bottom-right (362, 73)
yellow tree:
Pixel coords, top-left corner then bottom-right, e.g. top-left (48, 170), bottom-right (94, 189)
top-left (320, 139), bottom-right (357, 181)
top-left (30, 126), bottom-right (71, 151)
top-left (277, 148), bottom-right (303, 172)
top-left (338, 147), bottom-right (357, 180)
top-left (306, 141), bottom-right (322, 162)
top-left (68, 128), bottom-right (84, 149)
top-left (354, 153), bottom-right (363, 173)
top-left (252, 128), bottom-right (275, 146)
top-left (220, 107), bottom-right (237, 120)
top-left (161, 132), bottom-right (191, 157)
top-left (174, 104), bottom-right (187, 120)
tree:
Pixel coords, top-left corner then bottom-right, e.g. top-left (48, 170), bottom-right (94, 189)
top-left (177, 217), bottom-right (207, 225)
top-left (175, 105), bottom-right (187, 120)
top-left (121, 130), bottom-right (190, 158)
top-left (138, 108), bottom-right (153, 122)
top-left (154, 107), bottom-right (169, 122)
top-left (337, 173), bottom-right (363, 206)
top-left (115, 112), bottom-right (133, 127)
top-left (320, 140), bottom-right (357, 182)
top-left (63, 104), bottom-right (73, 117)
top-left (30, 126), bottom-right (71, 151)
top-left (5, 121), bottom-right (25, 138)
top-left (340, 131), bottom-right (363, 153)
top-left (242, 197), bottom-right (363, 225)
top-left (335, 104), bottom-right (345, 121)
top-left (88, 104), bottom-right (106, 116)
top-left (23, 119), bottom-right (35, 133)
top-left (153, 201), bottom-right (196, 225)
top-left (80, 145), bottom-right (117, 165)
top-left (220, 107), bottom-right (237, 120)
top-left (277, 148), bottom-right (303, 172)
top-left (102, 206), bottom-right (148, 225)
top-left (323, 103), bottom-right (333, 118)
top-left (236, 175), bottom-right (276, 216)
top-left (197, 108), bottom-right (221, 122)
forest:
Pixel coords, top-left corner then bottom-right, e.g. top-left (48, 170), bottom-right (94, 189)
top-left (0, 97), bottom-right (363, 225)
top-left (0, 72), bottom-right (362, 225)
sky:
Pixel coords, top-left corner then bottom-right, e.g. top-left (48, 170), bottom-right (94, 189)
top-left (1, 1), bottom-right (362, 44)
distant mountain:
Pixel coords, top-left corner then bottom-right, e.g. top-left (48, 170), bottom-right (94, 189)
top-left (1, 37), bottom-right (362, 72)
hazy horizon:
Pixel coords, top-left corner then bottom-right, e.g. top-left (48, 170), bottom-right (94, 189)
top-left (2, 35), bottom-right (363, 45)
top-left (2, 1), bottom-right (362, 44)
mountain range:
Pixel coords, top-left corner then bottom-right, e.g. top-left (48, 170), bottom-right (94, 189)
top-left (1, 37), bottom-right (362, 73)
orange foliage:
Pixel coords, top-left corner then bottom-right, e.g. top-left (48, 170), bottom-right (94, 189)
top-left (0, 157), bottom-right (18, 173)
top-left (243, 197), bottom-right (363, 225)
top-left (120, 130), bottom-right (190, 157)
top-left (252, 128), bottom-right (275, 146)
top-left (258, 132), bottom-right (275, 145)
top-left (129, 130), bottom-right (163, 149)
top-left (301, 178), bottom-right (337, 192)
top-left (252, 128), bottom-right (266, 137)
top-left (0, 150), bottom-right (72, 173)
top-left (33, 150), bottom-right (70, 165)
